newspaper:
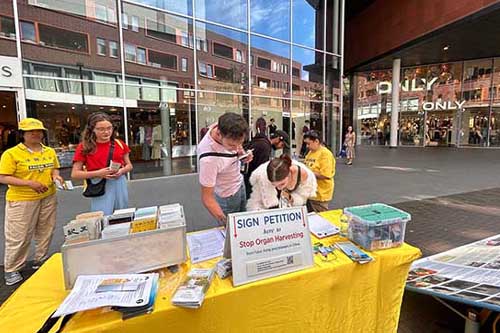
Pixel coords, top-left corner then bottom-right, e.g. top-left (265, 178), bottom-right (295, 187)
top-left (407, 234), bottom-right (500, 308)
top-left (53, 273), bottom-right (157, 317)
top-left (187, 228), bottom-right (225, 263)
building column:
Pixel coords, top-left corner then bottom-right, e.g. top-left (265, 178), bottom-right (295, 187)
top-left (390, 58), bottom-right (401, 148)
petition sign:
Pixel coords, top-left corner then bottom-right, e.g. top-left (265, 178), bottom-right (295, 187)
top-left (228, 207), bottom-right (313, 286)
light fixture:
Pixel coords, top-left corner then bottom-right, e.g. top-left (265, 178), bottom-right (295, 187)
top-left (443, 45), bottom-right (449, 51)
top-left (71, 106), bottom-right (75, 110)
top-left (43, 104), bottom-right (47, 108)
top-left (2, 105), bottom-right (6, 108)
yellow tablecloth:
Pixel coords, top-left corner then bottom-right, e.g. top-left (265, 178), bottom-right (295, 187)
top-left (0, 210), bottom-right (421, 333)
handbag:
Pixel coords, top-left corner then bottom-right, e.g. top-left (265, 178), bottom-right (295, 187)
top-left (82, 141), bottom-right (115, 198)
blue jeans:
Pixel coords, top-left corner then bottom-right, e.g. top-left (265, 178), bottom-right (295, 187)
top-left (215, 183), bottom-right (247, 217)
top-left (90, 175), bottom-right (128, 215)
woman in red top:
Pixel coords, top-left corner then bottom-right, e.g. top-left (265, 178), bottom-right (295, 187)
top-left (71, 113), bottom-right (133, 215)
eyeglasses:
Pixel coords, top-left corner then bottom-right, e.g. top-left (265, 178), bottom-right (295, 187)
top-left (94, 126), bottom-right (113, 132)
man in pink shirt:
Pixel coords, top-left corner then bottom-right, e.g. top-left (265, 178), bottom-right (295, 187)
top-left (198, 113), bottom-right (253, 224)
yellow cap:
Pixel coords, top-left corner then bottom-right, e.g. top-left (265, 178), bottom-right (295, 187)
top-left (18, 118), bottom-right (47, 131)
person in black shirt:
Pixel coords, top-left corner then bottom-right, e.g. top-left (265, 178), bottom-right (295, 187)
top-left (244, 117), bottom-right (272, 198)
top-left (268, 118), bottom-right (277, 136)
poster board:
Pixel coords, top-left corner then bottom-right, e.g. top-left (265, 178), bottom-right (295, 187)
top-left (228, 206), bottom-right (313, 286)
top-left (406, 234), bottom-right (500, 311)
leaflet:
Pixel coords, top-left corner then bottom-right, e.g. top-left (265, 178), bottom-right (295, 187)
top-left (53, 273), bottom-right (157, 317)
top-left (187, 228), bottom-right (225, 263)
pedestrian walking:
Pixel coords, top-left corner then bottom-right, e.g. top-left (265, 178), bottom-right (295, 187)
top-left (0, 118), bottom-right (63, 285)
top-left (345, 125), bottom-right (356, 165)
top-left (71, 112), bottom-right (133, 215)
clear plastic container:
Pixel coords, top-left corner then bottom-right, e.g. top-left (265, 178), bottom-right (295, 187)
top-left (343, 203), bottom-right (411, 251)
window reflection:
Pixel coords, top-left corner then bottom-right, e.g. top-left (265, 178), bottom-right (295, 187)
top-left (195, 0), bottom-right (247, 30)
top-left (251, 0), bottom-right (290, 41)
top-left (292, 46), bottom-right (324, 101)
top-left (251, 35), bottom-right (290, 98)
top-left (293, 0), bottom-right (322, 49)
top-left (196, 22), bottom-right (248, 94)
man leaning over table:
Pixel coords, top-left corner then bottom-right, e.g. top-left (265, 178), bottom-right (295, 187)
top-left (197, 112), bottom-right (253, 225)
top-left (303, 130), bottom-right (335, 213)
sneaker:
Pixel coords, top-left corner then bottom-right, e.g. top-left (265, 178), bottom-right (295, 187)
top-left (4, 271), bottom-right (23, 286)
top-left (32, 256), bottom-right (48, 270)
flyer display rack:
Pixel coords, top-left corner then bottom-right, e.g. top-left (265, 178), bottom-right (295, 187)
top-left (62, 223), bottom-right (186, 289)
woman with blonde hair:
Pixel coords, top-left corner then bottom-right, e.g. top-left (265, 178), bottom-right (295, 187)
top-left (71, 112), bottom-right (133, 215)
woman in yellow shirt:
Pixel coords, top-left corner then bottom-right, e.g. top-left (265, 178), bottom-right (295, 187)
top-left (0, 118), bottom-right (63, 285)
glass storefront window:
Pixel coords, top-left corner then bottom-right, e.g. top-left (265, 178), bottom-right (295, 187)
top-left (292, 46), bottom-right (324, 101)
top-left (196, 22), bottom-right (248, 94)
top-left (292, 0), bottom-right (321, 49)
top-left (195, 0), bottom-right (247, 30)
top-left (251, 0), bottom-right (290, 42)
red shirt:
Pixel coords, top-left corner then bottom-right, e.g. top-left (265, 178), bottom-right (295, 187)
top-left (73, 139), bottom-right (130, 171)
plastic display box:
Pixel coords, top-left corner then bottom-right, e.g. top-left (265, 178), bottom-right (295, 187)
top-left (343, 203), bottom-right (411, 251)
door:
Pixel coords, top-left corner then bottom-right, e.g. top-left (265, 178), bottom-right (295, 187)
top-left (0, 91), bottom-right (19, 154)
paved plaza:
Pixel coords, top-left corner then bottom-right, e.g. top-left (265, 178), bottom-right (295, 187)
top-left (1, 146), bottom-right (500, 332)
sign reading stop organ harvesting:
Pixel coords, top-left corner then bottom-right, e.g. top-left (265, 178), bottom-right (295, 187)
top-left (228, 206), bottom-right (313, 286)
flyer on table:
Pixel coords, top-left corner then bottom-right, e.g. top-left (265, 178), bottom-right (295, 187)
top-left (228, 206), bottom-right (313, 286)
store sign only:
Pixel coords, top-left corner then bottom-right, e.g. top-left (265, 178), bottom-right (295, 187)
top-left (0, 55), bottom-right (22, 88)
top-left (377, 77), bottom-right (439, 94)
top-left (227, 206), bottom-right (313, 286)
top-left (422, 100), bottom-right (466, 111)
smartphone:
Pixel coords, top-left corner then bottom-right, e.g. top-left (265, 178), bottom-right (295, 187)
top-left (238, 149), bottom-right (253, 161)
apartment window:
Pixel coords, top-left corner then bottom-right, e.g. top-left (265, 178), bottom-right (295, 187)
top-left (0, 16), bottom-right (15, 39)
top-left (94, 73), bottom-right (118, 97)
top-left (250, 55), bottom-right (254, 66)
top-left (257, 57), bottom-right (271, 70)
top-left (131, 15), bottom-right (139, 32)
top-left (292, 67), bottom-right (300, 77)
top-left (213, 42), bottom-right (233, 60)
top-left (180, 32), bottom-right (190, 47)
top-left (181, 58), bottom-right (188, 72)
top-left (271, 61), bottom-right (278, 73)
top-left (20, 21), bottom-right (36, 42)
top-left (198, 62), bottom-right (213, 78)
top-left (149, 50), bottom-right (177, 70)
top-left (95, 4), bottom-right (107, 22)
top-left (33, 64), bottom-right (61, 92)
top-left (142, 80), bottom-right (160, 101)
top-left (29, 0), bottom-right (86, 18)
top-left (109, 41), bottom-right (118, 58)
top-left (235, 50), bottom-right (243, 63)
top-left (125, 43), bottom-right (136, 62)
top-left (106, 7), bottom-right (116, 23)
top-left (281, 63), bottom-right (289, 74)
top-left (258, 77), bottom-right (271, 89)
top-left (122, 13), bottom-right (129, 29)
top-left (196, 38), bottom-right (208, 52)
top-left (146, 20), bottom-right (176, 43)
top-left (214, 66), bottom-right (232, 82)
top-left (137, 47), bottom-right (146, 64)
top-left (65, 68), bottom-right (90, 94)
top-left (97, 38), bottom-right (107, 55)
top-left (38, 24), bottom-right (88, 52)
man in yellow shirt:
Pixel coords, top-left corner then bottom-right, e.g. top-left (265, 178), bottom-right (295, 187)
top-left (0, 118), bottom-right (63, 285)
top-left (303, 130), bottom-right (335, 212)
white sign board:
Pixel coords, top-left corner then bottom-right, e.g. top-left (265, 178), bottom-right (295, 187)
top-left (0, 55), bottom-right (22, 88)
top-left (228, 206), bottom-right (313, 286)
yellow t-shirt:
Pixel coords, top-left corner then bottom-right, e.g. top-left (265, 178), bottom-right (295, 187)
top-left (0, 143), bottom-right (60, 201)
top-left (304, 145), bottom-right (335, 202)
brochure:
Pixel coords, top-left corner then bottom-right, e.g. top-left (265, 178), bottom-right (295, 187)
top-left (335, 241), bottom-right (374, 264)
top-left (171, 268), bottom-right (215, 309)
top-left (187, 228), bottom-right (225, 263)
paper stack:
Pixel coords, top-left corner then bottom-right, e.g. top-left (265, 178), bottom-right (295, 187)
top-left (131, 206), bottom-right (158, 233)
top-left (158, 204), bottom-right (185, 229)
top-left (216, 259), bottom-right (232, 279)
top-left (113, 274), bottom-right (159, 319)
top-left (101, 223), bottom-right (130, 239)
top-left (63, 217), bottom-right (101, 244)
top-left (171, 268), bottom-right (215, 309)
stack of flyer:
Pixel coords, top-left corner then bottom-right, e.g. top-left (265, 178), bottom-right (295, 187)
top-left (158, 204), bottom-right (185, 229)
top-left (131, 206), bottom-right (158, 233)
top-left (171, 268), bottom-right (214, 309)
top-left (53, 273), bottom-right (159, 318)
top-left (335, 241), bottom-right (374, 264)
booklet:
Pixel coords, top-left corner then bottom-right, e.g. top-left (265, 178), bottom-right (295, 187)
top-left (171, 268), bottom-right (215, 309)
top-left (335, 241), bottom-right (374, 264)
top-left (187, 228), bottom-right (225, 264)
